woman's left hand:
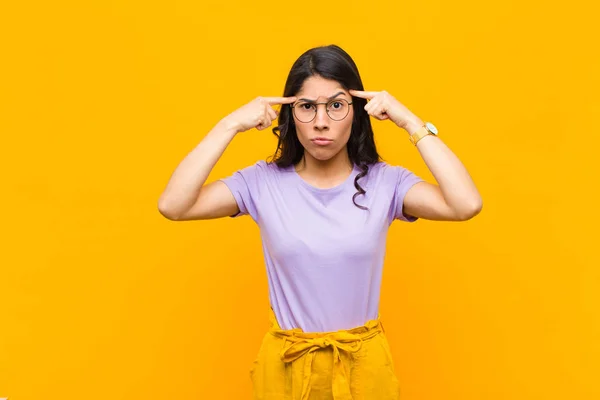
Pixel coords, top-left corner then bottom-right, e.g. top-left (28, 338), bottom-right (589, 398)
top-left (349, 89), bottom-right (422, 132)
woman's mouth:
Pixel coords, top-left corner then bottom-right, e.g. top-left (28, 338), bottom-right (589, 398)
top-left (311, 138), bottom-right (333, 146)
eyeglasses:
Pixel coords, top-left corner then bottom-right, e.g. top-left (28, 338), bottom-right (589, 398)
top-left (291, 98), bottom-right (353, 123)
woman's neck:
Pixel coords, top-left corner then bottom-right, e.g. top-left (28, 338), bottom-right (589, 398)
top-left (294, 149), bottom-right (354, 186)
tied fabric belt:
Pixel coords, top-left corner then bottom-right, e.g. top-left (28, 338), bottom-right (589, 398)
top-left (269, 315), bottom-right (385, 400)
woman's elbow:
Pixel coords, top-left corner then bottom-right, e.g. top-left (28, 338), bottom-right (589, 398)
top-left (456, 198), bottom-right (483, 221)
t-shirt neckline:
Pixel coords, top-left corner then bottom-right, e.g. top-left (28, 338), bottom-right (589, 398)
top-left (289, 163), bottom-right (358, 194)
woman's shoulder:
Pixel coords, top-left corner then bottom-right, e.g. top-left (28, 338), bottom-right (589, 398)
top-left (236, 159), bottom-right (277, 172)
top-left (364, 160), bottom-right (394, 176)
top-left (235, 159), bottom-right (291, 181)
top-left (369, 160), bottom-right (413, 173)
top-left (363, 160), bottom-right (416, 186)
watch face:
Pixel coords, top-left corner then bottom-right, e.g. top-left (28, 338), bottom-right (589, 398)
top-left (426, 122), bottom-right (438, 135)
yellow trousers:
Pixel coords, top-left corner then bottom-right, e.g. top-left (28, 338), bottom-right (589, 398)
top-left (249, 308), bottom-right (401, 399)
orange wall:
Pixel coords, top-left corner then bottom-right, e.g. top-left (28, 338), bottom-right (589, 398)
top-left (1, 1), bottom-right (598, 399)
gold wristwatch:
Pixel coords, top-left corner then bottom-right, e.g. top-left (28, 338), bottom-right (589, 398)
top-left (409, 122), bottom-right (438, 145)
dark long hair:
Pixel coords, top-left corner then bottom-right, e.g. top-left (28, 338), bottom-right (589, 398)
top-left (267, 44), bottom-right (382, 210)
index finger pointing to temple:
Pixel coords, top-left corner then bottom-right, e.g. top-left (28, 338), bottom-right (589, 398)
top-left (265, 96), bottom-right (297, 105)
top-left (349, 90), bottom-right (378, 99)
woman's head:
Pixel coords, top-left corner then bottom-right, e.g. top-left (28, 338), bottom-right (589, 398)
top-left (289, 75), bottom-right (354, 163)
top-left (269, 44), bottom-right (381, 209)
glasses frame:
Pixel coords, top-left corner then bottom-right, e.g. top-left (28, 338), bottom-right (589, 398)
top-left (290, 98), bottom-right (354, 123)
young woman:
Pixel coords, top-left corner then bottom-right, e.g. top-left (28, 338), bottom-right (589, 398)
top-left (158, 44), bottom-right (482, 399)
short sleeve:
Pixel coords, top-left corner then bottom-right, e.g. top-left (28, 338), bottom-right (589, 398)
top-left (219, 161), bottom-right (264, 220)
top-left (391, 165), bottom-right (424, 222)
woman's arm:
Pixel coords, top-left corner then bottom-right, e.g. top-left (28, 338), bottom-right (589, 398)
top-left (157, 118), bottom-right (240, 220)
top-left (158, 95), bottom-right (294, 221)
top-left (402, 119), bottom-right (483, 221)
top-left (347, 89), bottom-right (483, 222)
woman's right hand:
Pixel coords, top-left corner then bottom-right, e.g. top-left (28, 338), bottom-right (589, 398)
top-left (222, 96), bottom-right (297, 133)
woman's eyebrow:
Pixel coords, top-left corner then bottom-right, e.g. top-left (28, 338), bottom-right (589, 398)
top-left (297, 91), bottom-right (346, 103)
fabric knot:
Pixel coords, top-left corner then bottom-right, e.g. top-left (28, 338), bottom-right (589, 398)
top-left (269, 313), bottom-right (384, 400)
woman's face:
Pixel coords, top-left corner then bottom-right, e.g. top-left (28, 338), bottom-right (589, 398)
top-left (292, 76), bottom-right (354, 162)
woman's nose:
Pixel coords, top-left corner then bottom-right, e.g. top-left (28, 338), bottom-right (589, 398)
top-left (314, 105), bottom-right (329, 128)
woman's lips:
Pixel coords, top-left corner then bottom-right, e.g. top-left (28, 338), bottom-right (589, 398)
top-left (311, 138), bottom-right (333, 146)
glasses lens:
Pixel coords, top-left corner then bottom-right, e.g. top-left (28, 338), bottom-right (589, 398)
top-left (327, 99), bottom-right (350, 120)
top-left (294, 102), bottom-right (316, 122)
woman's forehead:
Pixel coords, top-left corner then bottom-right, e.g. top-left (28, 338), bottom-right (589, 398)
top-left (296, 76), bottom-right (349, 100)
top-left (296, 89), bottom-right (350, 101)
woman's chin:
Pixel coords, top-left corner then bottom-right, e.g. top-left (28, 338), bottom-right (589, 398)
top-left (308, 149), bottom-right (337, 162)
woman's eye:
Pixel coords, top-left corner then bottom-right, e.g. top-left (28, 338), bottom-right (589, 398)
top-left (301, 104), bottom-right (312, 110)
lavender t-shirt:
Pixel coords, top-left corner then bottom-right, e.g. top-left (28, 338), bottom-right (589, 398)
top-left (220, 160), bottom-right (423, 332)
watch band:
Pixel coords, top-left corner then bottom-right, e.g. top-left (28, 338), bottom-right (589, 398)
top-left (409, 125), bottom-right (432, 145)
